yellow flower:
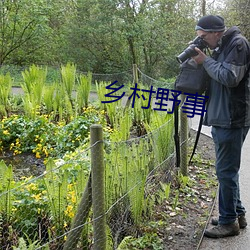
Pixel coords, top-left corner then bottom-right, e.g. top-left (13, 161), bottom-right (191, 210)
top-left (36, 152), bottom-right (41, 159)
top-left (12, 207), bottom-right (17, 212)
top-left (3, 130), bottom-right (9, 135)
top-left (26, 183), bottom-right (37, 191)
top-left (43, 147), bottom-right (49, 157)
top-left (14, 149), bottom-right (22, 155)
top-left (71, 195), bottom-right (76, 204)
top-left (65, 205), bottom-right (74, 218)
top-left (32, 193), bottom-right (42, 201)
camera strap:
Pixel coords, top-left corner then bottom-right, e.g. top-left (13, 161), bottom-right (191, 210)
top-left (174, 102), bottom-right (204, 168)
top-left (189, 112), bottom-right (203, 164)
top-left (188, 47), bottom-right (209, 164)
top-left (174, 102), bottom-right (180, 168)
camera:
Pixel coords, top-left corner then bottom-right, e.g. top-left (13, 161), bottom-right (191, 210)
top-left (176, 36), bottom-right (208, 64)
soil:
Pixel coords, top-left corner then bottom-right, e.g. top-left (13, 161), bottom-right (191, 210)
top-left (0, 152), bottom-right (45, 180)
top-left (158, 130), bottom-right (217, 250)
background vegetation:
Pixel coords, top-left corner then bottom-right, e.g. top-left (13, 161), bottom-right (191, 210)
top-left (0, 0), bottom-right (249, 81)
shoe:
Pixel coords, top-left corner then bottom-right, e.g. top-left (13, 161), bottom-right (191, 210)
top-left (204, 222), bottom-right (240, 238)
top-left (211, 214), bottom-right (247, 229)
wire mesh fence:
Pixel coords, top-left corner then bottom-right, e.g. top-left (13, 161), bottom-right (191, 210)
top-left (0, 115), bottom-right (191, 249)
top-left (0, 65), bottom-right (192, 249)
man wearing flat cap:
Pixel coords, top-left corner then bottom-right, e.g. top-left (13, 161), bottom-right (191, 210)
top-left (192, 15), bottom-right (250, 238)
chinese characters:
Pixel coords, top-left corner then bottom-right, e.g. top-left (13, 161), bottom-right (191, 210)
top-left (101, 81), bottom-right (209, 118)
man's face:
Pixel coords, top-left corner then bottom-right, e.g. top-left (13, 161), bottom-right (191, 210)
top-left (196, 30), bottom-right (222, 49)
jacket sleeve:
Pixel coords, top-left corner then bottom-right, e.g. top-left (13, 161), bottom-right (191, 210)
top-left (203, 37), bottom-right (250, 87)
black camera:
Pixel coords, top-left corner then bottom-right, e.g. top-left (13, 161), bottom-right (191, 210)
top-left (176, 36), bottom-right (208, 64)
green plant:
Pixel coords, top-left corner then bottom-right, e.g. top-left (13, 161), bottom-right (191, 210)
top-left (144, 111), bottom-right (175, 164)
top-left (172, 190), bottom-right (180, 210)
top-left (0, 115), bottom-right (57, 157)
top-left (43, 159), bottom-right (69, 224)
top-left (105, 136), bottom-right (153, 235)
top-left (43, 84), bottom-right (56, 114)
top-left (60, 62), bottom-right (76, 102)
top-left (157, 182), bottom-right (171, 204)
top-left (42, 156), bottom-right (90, 238)
top-left (21, 65), bottom-right (47, 118)
top-left (178, 173), bottom-right (192, 189)
top-left (13, 233), bottom-right (49, 250)
top-left (76, 72), bottom-right (92, 111)
top-left (12, 176), bottom-right (49, 241)
top-left (117, 233), bottom-right (163, 250)
top-left (0, 73), bottom-right (12, 117)
top-left (0, 161), bottom-right (15, 222)
top-left (0, 106), bottom-right (102, 157)
top-left (96, 81), bottom-right (125, 128)
top-left (108, 108), bottom-right (132, 141)
top-left (131, 83), bottom-right (152, 127)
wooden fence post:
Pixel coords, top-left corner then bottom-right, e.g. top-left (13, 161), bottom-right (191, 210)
top-left (133, 64), bottom-right (138, 84)
top-left (125, 64), bottom-right (138, 108)
top-left (180, 95), bottom-right (188, 176)
top-left (63, 175), bottom-right (92, 250)
top-left (91, 124), bottom-right (106, 250)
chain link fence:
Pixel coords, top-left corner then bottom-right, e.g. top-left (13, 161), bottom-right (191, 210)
top-left (0, 65), bottom-right (191, 249)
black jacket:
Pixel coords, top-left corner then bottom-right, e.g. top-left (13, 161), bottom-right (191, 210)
top-left (203, 26), bottom-right (250, 128)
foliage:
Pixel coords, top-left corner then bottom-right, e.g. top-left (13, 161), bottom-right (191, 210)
top-left (0, 0), bottom-right (52, 65)
top-left (0, 0), bottom-right (236, 79)
top-left (0, 161), bottom-right (15, 222)
top-left (0, 73), bottom-right (12, 117)
top-left (0, 67), bottom-right (189, 248)
top-left (21, 65), bottom-right (47, 118)
top-left (144, 111), bottom-right (175, 164)
top-left (61, 63), bottom-right (76, 102)
top-left (13, 235), bottom-right (46, 250)
top-left (117, 233), bottom-right (163, 250)
top-left (0, 108), bottom-right (101, 158)
top-left (12, 176), bottom-right (49, 241)
top-left (0, 148), bottom-right (91, 248)
top-left (76, 71), bottom-right (92, 110)
top-left (220, 0), bottom-right (250, 39)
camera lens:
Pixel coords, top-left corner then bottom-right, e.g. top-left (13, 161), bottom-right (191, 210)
top-left (176, 36), bottom-right (208, 63)
top-left (176, 44), bottom-right (198, 63)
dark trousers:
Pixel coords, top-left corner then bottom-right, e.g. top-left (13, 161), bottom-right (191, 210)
top-left (211, 126), bottom-right (249, 225)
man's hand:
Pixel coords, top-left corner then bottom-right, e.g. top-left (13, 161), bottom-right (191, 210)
top-left (192, 47), bottom-right (207, 64)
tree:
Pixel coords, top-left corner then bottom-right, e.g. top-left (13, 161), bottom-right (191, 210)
top-left (220, 0), bottom-right (250, 39)
top-left (66, 0), bottom-right (200, 78)
top-left (0, 0), bottom-right (50, 65)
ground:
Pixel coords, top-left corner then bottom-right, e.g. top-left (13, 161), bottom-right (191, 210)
top-left (159, 130), bottom-right (217, 250)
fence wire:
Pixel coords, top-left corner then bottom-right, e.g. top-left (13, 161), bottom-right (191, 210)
top-left (0, 67), bottom-right (192, 249)
top-left (0, 116), bottom-right (193, 249)
top-left (137, 67), bottom-right (174, 90)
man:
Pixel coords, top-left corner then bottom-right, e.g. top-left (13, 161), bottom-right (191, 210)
top-left (192, 15), bottom-right (250, 238)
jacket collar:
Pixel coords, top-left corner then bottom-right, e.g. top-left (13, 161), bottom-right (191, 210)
top-left (212, 26), bottom-right (241, 58)
top-left (221, 26), bottom-right (241, 46)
